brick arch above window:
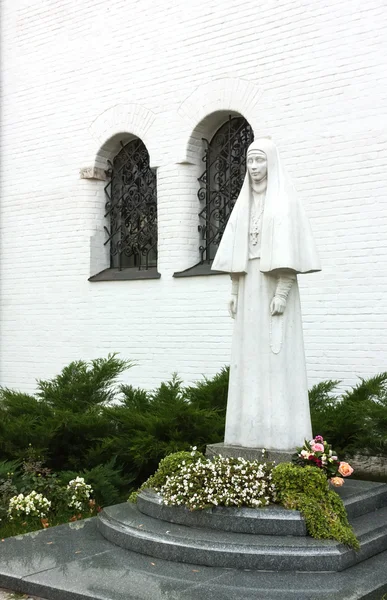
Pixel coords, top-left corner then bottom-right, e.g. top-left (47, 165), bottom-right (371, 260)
top-left (88, 103), bottom-right (158, 170)
top-left (175, 78), bottom-right (261, 165)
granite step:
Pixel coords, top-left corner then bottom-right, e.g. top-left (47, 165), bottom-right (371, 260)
top-left (1, 518), bottom-right (387, 600)
top-left (137, 488), bottom-right (307, 536)
top-left (341, 504), bottom-right (387, 569)
top-left (97, 500), bottom-right (387, 572)
top-left (137, 479), bottom-right (387, 536)
top-left (336, 479), bottom-right (387, 519)
top-left (97, 502), bottom-right (340, 571)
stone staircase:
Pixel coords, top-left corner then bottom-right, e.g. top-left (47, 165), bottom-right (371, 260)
top-left (0, 479), bottom-right (386, 600)
top-left (97, 479), bottom-right (387, 574)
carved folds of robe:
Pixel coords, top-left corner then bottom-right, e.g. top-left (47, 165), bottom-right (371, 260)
top-left (212, 138), bottom-right (321, 450)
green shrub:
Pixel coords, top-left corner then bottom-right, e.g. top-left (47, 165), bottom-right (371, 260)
top-left (59, 459), bottom-right (127, 507)
top-left (309, 373), bottom-right (387, 457)
top-left (0, 359), bottom-right (229, 498)
top-left (1, 356), bottom-right (386, 508)
top-left (108, 372), bottom-right (227, 487)
top-left (272, 463), bottom-right (359, 550)
top-left (0, 354), bottom-right (132, 470)
top-left (0, 459), bottom-right (21, 481)
top-left (186, 367), bottom-right (229, 413)
top-left (0, 390), bottom-right (52, 461)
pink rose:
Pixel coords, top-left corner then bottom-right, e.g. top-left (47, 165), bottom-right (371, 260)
top-left (338, 462), bottom-right (354, 477)
top-left (312, 443), bottom-right (324, 452)
top-left (330, 477), bottom-right (344, 487)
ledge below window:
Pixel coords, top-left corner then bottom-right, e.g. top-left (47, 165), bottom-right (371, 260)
top-left (173, 261), bottom-right (225, 278)
top-left (89, 267), bottom-right (161, 282)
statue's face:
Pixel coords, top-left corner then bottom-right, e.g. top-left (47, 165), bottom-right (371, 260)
top-left (247, 152), bottom-right (267, 183)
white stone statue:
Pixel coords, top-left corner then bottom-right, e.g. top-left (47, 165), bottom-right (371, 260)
top-left (212, 138), bottom-right (321, 451)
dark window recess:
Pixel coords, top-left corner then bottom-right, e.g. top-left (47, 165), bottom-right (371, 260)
top-left (198, 116), bottom-right (253, 262)
top-left (104, 139), bottom-right (157, 270)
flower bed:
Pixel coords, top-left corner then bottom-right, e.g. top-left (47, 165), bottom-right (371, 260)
top-left (130, 441), bottom-right (359, 550)
top-left (0, 457), bottom-right (100, 539)
top-left (161, 455), bottom-right (275, 510)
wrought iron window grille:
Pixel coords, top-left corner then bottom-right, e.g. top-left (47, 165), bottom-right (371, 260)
top-left (104, 139), bottom-right (157, 271)
top-left (197, 116), bottom-right (253, 263)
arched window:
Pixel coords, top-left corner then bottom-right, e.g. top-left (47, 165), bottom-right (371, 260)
top-left (104, 138), bottom-right (157, 270)
top-left (197, 116), bottom-right (253, 262)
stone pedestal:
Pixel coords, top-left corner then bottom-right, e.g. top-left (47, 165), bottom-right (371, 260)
top-left (2, 481), bottom-right (387, 599)
top-left (205, 442), bottom-right (295, 464)
top-left (96, 480), bottom-right (387, 578)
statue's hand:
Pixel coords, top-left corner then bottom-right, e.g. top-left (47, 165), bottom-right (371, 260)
top-left (228, 294), bottom-right (238, 319)
top-left (270, 296), bottom-right (286, 316)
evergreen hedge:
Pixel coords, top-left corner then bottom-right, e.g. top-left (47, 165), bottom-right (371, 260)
top-left (309, 373), bottom-right (387, 457)
top-left (0, 355), bottom-right (386, 505)
top-left (0, 356), bottom-right (228, 502)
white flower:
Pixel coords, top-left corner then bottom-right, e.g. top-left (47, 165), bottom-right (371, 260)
top-left (8, 491), bottom-right (51, 519)
top-left (67, 477), bottom-right (93, 511)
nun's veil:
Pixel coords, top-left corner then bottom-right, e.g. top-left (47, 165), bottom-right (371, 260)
top-left (212, 138), bottom-right (321, 275)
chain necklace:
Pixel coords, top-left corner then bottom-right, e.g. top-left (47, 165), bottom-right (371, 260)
top-left (250, 195), bottom-right (265, 246)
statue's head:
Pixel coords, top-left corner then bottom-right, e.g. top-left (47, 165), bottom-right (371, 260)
top-left (246, 145), bottom-right (267, 184)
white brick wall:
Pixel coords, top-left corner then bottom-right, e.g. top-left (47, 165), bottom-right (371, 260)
top-left (1, 0), bottom-right (387, 393)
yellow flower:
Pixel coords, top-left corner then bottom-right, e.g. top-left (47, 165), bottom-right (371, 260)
top-left (330, 477), bottom-right (344, 487)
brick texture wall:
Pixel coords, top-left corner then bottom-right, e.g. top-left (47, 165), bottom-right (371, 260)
top-left (1, 0), bottom-right (386, 392)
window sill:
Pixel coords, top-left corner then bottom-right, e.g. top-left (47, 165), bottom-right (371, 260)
top-left (89, 268), bottom-right (161, 281)
top-left (173, 261), bottom-right (225, 278)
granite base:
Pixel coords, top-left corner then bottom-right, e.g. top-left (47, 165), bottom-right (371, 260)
top-left (0, 518), bottom-right (386, 600)
top-left (206, 442), bottom-right (295, 464)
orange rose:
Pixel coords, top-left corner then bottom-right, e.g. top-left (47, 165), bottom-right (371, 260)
top-left (338, 462), bottom-right (354, 477)
top-left (330, 477), bottom-right (344, 487)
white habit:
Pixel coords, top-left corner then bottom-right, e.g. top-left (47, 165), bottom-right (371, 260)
top-left (212, 138), bottom-right (321, 450)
